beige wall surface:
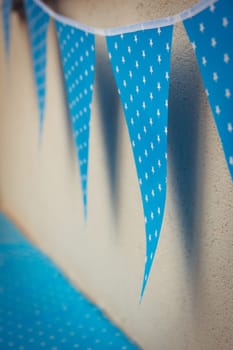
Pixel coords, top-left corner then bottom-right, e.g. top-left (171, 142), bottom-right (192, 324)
top-left (0, 1), bottom-right (233, 349)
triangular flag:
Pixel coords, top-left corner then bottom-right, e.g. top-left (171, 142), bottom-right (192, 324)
top-left (55, 22), bottom-right (95, 219)
top-left (106, 26), bottom-right (173, 298)
top-left (2, 0), bottom-right (12, 55)
top-left (24, 0), bottom-right (50, 139)
top-left (184, 0), bottom-right (233, 180)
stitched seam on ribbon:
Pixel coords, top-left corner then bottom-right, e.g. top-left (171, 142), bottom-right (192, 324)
top-left (33, 0), bottom-right (219, 36)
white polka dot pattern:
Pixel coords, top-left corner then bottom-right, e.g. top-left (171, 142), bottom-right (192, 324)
top-left (55, 22), bottom-right (95, 219)
top-left (24, 0), bottom-right (50, 138)
top-left (0, 213), bottom-right (139, 349)
top-left (184, 0), bottom-right (233, 180)
top-left (106, 26), bottom-right (173, 298)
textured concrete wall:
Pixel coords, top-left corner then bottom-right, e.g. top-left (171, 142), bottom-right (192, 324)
top-left (0, 1), bottom-right (233, 349)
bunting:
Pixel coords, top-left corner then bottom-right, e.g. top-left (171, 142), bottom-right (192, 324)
top-left (55, 22), bottom-right (95, 219)
top-left (184, 0), bottom-right (233, 179)
top-left (106, 27), bottom-right (173, 297)
top-left (1, 0), bottom-right (233, 299)
top-left (2, 0), bottom-right (12, 55)
top-left (24, 0), bottom-right (50, 139)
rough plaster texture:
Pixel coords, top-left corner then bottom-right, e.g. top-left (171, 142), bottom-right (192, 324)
top-left (0, 1), bottom-right (233, 349)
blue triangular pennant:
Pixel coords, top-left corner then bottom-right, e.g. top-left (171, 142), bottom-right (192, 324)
top-left (184, 0), bottom-right (233, 180)
top-left (24, 0), bottom-right (50, 139)
top-left (2, 0), bottom-right (12, 56)
top-left (55, 21), bottom-right (95, 219)
top-left (106, 26), bottom-right (173, 298)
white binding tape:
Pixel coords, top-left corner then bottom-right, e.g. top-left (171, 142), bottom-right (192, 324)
top-left (34, 0), bottom-right (218, 36)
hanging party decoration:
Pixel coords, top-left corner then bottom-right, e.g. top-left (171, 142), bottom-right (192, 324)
top-left (1, 0), bottom-right (233, 299)
top-left (24, 0), bottom-right (50, 139)
top-left (2, 0), bottom-right (12, 55)
top-left (55, 22), bottom-right (95, 219)
top-left (106, 26), bottom-right (173, 298)
top-left (184, 0), bottom-right (233, 180)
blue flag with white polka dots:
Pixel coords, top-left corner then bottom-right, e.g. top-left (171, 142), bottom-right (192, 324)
top-left (55, 22), bottom-right (95, 219)
top-left (24, 0), bottom-right (50, 139)
top-left (0, 213), bottom-right (139, 350)
top-left (184, 0), bottom-right (233, 180)
top-left (106, 26), bottom-right (173, 298)
top-left (2, 0), bottom-right (12, 55)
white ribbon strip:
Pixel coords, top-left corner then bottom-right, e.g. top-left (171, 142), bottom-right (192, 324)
top-left (34, 0), bottom-right (219, 36)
